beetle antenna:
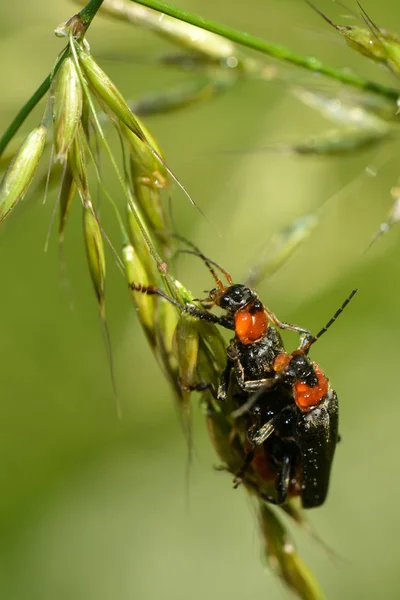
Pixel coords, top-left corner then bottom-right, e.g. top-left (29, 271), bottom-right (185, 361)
top-left (302, 289), bottom-right (358, 353)
top-left (178, 249), bottom-right (235, 290)
top-left (173, 233), bottom-right (233, 288)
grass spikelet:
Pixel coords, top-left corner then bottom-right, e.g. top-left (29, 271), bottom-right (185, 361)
top-left (258, 503), bottom-right (325, 600)
top-left (308, 1), bottom-right (400, 76)
top-left (126, 202), bottom-right (159, 281)
top-left (83, 198), bottom-right (120, 417)
top-left (121, 120), bottom-right (170, 243)
top-left (83, 200), bottom-right (106, 314)
top-left (174, 315), bottom-right (199, 388)
top-left (67, 124), bottom-right (119, 414)
top-left (0, 124), bottom-right (47, 223)
top-left (58, 163), bottom-right (76, 246)
top-left (122, 118), bottom-right (168, 185)
top-left (77, 48), bottom-right (147, 142)
top-left (53, 56), bottom-right (83, 162)
top-left (123, 243), bottom-right (156, 340)
top-left (67, 125), bottom-right (88, 198)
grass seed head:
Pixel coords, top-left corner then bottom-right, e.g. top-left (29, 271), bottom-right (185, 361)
top-left (53, 56), bottom-right (83, 162)
top-left (0, 124), bottom-right (47, 223)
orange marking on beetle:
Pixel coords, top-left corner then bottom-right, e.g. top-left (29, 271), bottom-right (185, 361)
top-left (235, 302), bottom-right (268, 344)
top-left (273, 353), bottom-right (291, 373)
top-left (294, 364), bottom-right (329, 412)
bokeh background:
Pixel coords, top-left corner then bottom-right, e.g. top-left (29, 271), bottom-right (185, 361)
top-left (0, 0), bottom-right (399, 598)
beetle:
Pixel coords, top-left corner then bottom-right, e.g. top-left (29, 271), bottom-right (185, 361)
top-left (229, 289), bottom-right (356, 508)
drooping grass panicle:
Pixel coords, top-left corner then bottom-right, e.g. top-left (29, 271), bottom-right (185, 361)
top-left (3, 4), bottom-right (391, 598)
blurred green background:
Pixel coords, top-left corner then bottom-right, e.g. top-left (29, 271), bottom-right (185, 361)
top-left (1, 0), bottom-right (400, 598)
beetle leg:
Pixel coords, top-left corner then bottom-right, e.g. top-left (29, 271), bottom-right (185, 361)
top-left (180, 380), bottom-right (214, 393)
top-left (275, 454), bottom-right (292, 505)
top-left (265, 307), bottom-right (312, 339)
top-left (233, 414), bottom-right (280, 485)
top-left (233, 448), bottom-right (255, 488)
top-left (231, 383), bottom-right (277, 419)
top-left (217, 361), bottom-right (233, 401)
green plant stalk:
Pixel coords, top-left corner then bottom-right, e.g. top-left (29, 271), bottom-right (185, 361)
top-left (131, 0), bottom-right (399, 100)
top-left (79, 0), bottom-right (105, 29)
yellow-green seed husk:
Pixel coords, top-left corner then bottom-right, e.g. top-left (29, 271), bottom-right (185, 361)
top-left (333, 24), bottom-right (400, 74)
top-left (174, 314), bottom-right (199, 390)
top-left (123, 243), bottom-right (156, 337)
top-left (385, 41), bottom-right (400, 75)
top-left (78, 49), bottom-right (146, 142)
top-left (0, 124), bottom-right (47, 223)
top-left (83, 201), bottom-right (106, 314)
top-left (53, 56), bottom-right (83, 162)
top-left (126, 202), bottom-right (159, 280)
top-left (68, 126), bottom-right (89, 198)
top-left (59, 163), bottom-right (76, 243)
top-left (122, 119), bottom-right (168, 184)
top-left (130, 157), bottom-right (169, 240)
top-left (344, 27), bottom-right (399, 61)
top-left (122, 119), bottom-right (170, 240)
top-left (156, 297), bottom-right (179, 357)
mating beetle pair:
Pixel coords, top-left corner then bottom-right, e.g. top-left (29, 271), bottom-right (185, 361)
top-left (130, 246), bottom-right (356, 509)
